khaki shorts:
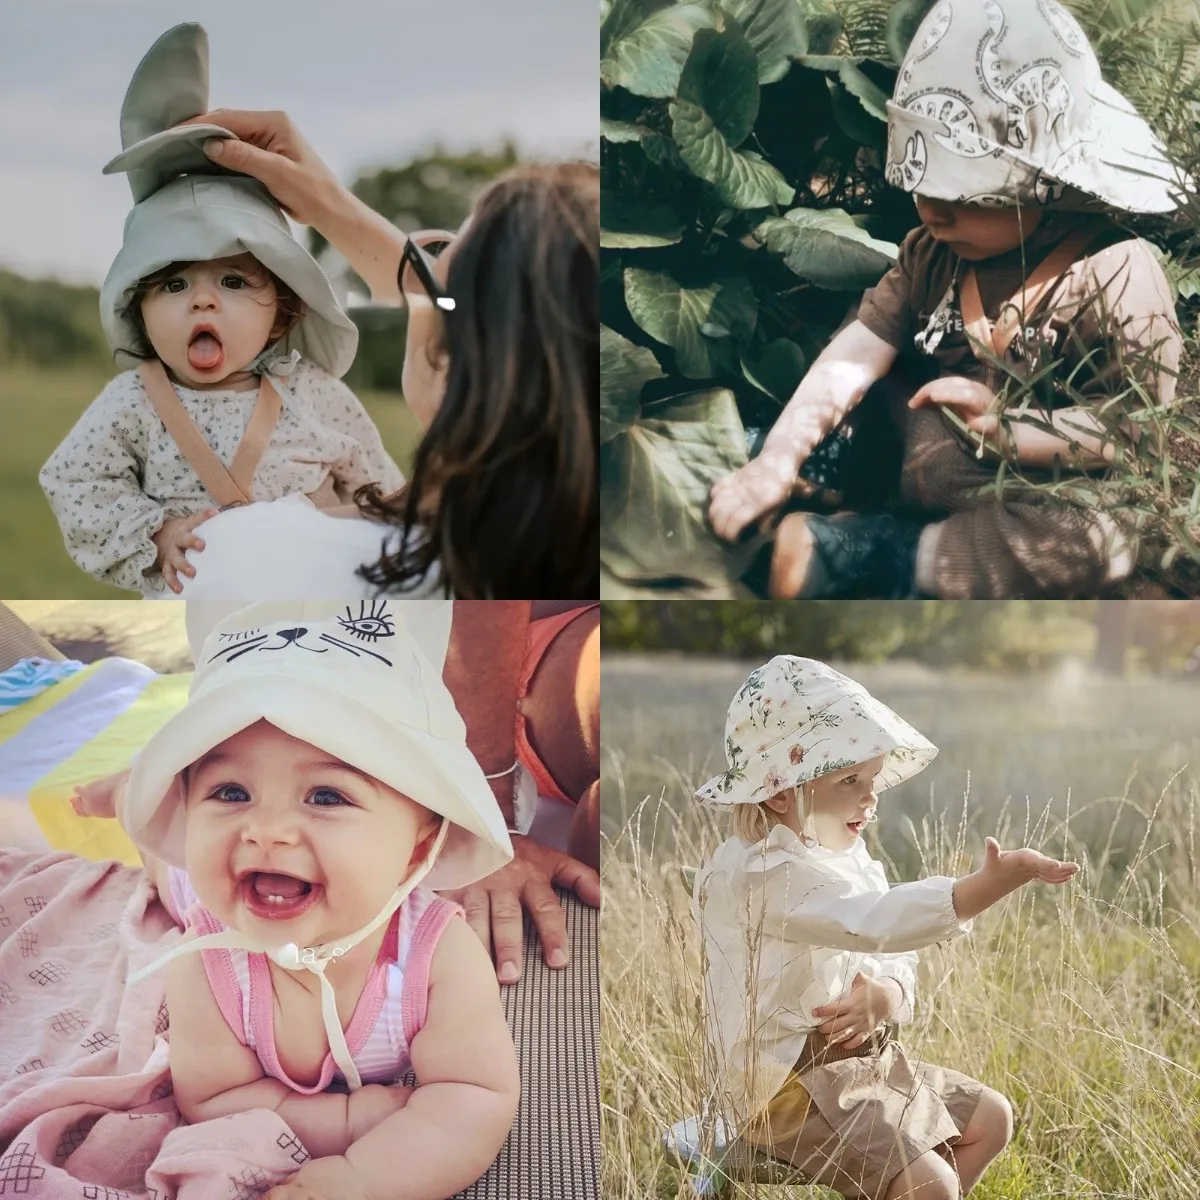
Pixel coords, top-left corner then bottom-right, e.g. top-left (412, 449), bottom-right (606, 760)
top-left (741, 1032), bottom-right (986, 1200)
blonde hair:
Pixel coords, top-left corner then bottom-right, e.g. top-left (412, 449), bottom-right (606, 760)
top-left (732, 784), bottom-right (813, 845)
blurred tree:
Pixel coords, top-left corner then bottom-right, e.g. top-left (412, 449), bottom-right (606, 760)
top-left (1094, 602), bottom-right (1131, 674)
top-left (316, 145), bottom-right (521, 393)
top-left (0, 270), bottom-right (108, 368)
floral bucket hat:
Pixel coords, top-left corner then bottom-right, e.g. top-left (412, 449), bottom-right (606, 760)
top-left (885, 0), bottom-right (1188, 214)
top-left (695, 656), bottom-right (937, 806)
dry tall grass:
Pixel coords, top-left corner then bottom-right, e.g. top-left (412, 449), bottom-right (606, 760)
top-left (601, 659), bottom-right (1200, 1199)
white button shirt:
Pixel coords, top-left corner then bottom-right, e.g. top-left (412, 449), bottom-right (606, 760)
top-left (693, 823), bottom-right (972, 1122)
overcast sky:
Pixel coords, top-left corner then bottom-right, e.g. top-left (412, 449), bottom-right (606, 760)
top-left (0, 0), bottom-right (597, 285)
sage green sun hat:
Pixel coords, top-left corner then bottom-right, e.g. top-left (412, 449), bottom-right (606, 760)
top-left (99, 23), bottom-right (358, 377)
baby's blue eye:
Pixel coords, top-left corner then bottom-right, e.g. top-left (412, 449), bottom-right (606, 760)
top-left (308, 787), bottom-right (350, 808)
top-left (211, 783), bottom-right (250, 803)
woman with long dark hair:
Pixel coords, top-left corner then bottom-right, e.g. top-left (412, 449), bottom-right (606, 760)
top-left (174, 110), bottom-right (598, 600)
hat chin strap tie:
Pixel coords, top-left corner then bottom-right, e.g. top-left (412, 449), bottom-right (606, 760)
top-left (130, 819), bottom-right (450, 1091)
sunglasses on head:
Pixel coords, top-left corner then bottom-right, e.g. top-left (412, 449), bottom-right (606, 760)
top-left (398, 230), bottom-right (456, 312)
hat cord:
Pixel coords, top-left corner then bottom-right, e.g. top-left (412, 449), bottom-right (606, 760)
top-left (128, 819), bottom-right (450, 1090)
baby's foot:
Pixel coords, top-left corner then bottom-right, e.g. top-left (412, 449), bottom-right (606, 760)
top-left (70, 772), bottom-right (124, 818)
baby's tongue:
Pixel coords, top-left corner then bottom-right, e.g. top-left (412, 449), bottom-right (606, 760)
top-left (188, 332), bottom-right (224, 371)
top-left (252, 872), bottom-right (308, 898)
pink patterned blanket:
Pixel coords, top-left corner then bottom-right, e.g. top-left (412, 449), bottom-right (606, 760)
top-left (0, 849), bottom-right (311, 1198)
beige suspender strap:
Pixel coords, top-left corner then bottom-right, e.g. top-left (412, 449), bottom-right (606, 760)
top-left (138, 361), bottom-right (282, 509)
top-left (959, 220), bottom-right (1108, 362)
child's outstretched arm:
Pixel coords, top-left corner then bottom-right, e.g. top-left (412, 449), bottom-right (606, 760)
top-left (278, 916), bottom-right (520, 1200)
top-left (950, 836), bottom-right (1078, 920)
top-left (708, 319), bottom-right (897, 542)
top-left (752, 837), bottom-right (1077, 953)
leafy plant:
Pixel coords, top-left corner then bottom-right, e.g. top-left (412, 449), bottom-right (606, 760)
top-left (600, 0), bottom-right (934, 594)
top-left (600, 0), bottom-right (1200, 597)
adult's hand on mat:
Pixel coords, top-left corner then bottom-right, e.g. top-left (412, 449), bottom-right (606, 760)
top-left (264, 1155), bottom-right (370, 1200)
top-left (440, 835), bottom-right (601, 984)
top-left (180, 109), bottom-right (341, 226)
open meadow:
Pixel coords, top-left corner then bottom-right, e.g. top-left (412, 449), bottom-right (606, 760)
top-left (0, 363), bottom-right (424, 597)
top-left (601, 655), bottom-right (1200, 1199)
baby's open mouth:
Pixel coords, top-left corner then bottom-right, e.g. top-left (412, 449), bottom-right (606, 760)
top-left (187, 326), bottom-right (225, 373)
top-left (846, 820), bottom-right (866, 835)
top-left (240, 871), bottom-right (320, 920)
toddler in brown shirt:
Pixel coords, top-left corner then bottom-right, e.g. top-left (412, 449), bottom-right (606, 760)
top-left (709, 0), bottom-right (1186, 599)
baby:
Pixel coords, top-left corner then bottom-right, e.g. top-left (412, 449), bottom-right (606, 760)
top-left (709, 0), bottom-right (1185, 600)
top-left (694, 656), bottom-right (1078, 1199)
top-left (40, 24), bottom-right (403, 597)
top-left (111, 602), bottom-right (519, 1199)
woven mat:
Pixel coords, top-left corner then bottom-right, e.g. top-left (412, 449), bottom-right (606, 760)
top-left (0, 603), bottom-right (65, 671)
top-left (451, 888), bottom-right (598, 1199)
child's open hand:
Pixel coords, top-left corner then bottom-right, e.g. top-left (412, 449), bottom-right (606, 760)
top-left (709, 451), bottom-right (812, 543)
top-left (981, 836), bottom-right (1079, 886)
top-left (151, 509), bottom-right (218, 594)
top-left (811, 971), bottom-right (902, 1050)
top-left (264, 1155), bottom-right (370, 1200)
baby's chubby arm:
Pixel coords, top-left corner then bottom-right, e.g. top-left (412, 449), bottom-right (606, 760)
top-left (708, 320), bottom-right (897, 542)
top-left (303, 915), bottom-right (520, 1200)
top-left (166, 941), bottom-right (379, 1159)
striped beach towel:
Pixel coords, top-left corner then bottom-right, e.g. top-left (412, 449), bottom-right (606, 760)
top-left (0, 659), bottom-right (190, 864)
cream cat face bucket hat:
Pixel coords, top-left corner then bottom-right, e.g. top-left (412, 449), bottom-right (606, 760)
top-left (99, 23), bottom-right (358, 376)
top-left (885, 0), bottom-right (1189, 214)
top-left (695, 656), bottom-right (937, 807)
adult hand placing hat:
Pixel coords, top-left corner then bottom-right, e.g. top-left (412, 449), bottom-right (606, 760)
top-left (179, 108), bottom-right (341, 228)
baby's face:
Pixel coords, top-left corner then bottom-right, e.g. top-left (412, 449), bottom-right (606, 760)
top-left (806, 754), bottom-right (886, 852)
top-left (139, 254), bottom-right (282, 390)
top-left (914, 195), bottom-right (1044, 261)
top-left (181, 720), bottom-right (438, 947)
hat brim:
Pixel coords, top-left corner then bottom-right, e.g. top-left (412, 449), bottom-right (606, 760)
top-left (103, 125), bottom-right (235, 177)
top-left (99, 176), bottom-right (359, 377)
top-left (123, 671), bottom-right (512, 891)
top-left (695, 690), bottom-right (937, 806)
top-left (886, 83), bottom-right (1190, 215)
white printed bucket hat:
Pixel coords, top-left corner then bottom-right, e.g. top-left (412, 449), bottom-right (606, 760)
top-left (695, 656), bottom-right (937, 806)
top-left (123, 599), bottom-right (513, 891)
top-left (99, 23), bottom-right (358, 376)
top-left (885, 0), bottom-right (1188, 214)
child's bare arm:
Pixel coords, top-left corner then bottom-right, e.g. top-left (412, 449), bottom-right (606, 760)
top-left (708, 320), bottom-right (898, 542)
top-left (951, 836), bottom-right (1079, 920)
top-left (166, 940), bottom-right (359, 1158)
top-left (311, 916), bottom-right (520, 1200)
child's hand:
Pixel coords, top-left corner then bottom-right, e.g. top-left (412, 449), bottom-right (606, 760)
top-left (811, 971), bottom-right (901, 1050)
top-left (909, 377), bottom-right (1012, 458)
top-left (151, 509), bottom-right (218, 594)
top-left (709, 451), bottom-right (809, 542)
top-left (264, 1155), bottom-right (371, 1200)
top-left (346, 1081), bottom-right (414, 1143)
top-left (981, 836), bottom-right (1079, 887)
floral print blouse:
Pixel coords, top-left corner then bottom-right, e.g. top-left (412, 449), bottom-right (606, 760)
top-left (40, 359), bottom-right (404, 596)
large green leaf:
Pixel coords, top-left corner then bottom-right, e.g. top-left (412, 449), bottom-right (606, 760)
top-left (837, 59), bottom-right (890, 121)
top-left (719, 0), bottom-right (808, 84)
top-left (754, 207), bottom-right (897, 290)
top-left (677, 25), bottom-right (760, 147)
top-left (829, 79), bottom-right (887, 146)
top-left (601, 193), bottom-right (686, 248)
top-left (624, 268), bottom-right (758, 379)
top-left (600, 325), bottom-right (665, 443)
top-left (600, 387), bottom-right (751, 587)
top-left (742, 337), bottom-right (807, 403)
top-left (600, 116), bottom-right (644, 143)
top-left (671, 27), bottom-right (794, 210)
top-left (600, 0), bottom-right (715, 98)
top-left (806, 12), bottom-right (844, 55)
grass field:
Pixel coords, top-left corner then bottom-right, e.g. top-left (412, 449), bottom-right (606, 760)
top-left (601, 655), bottom-right (1200, 1199)
top-left (0, 362), bottom-right (424, 597)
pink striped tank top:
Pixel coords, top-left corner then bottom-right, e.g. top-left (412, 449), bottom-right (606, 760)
top-left (165, 867), bottom-right (462, 1092)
